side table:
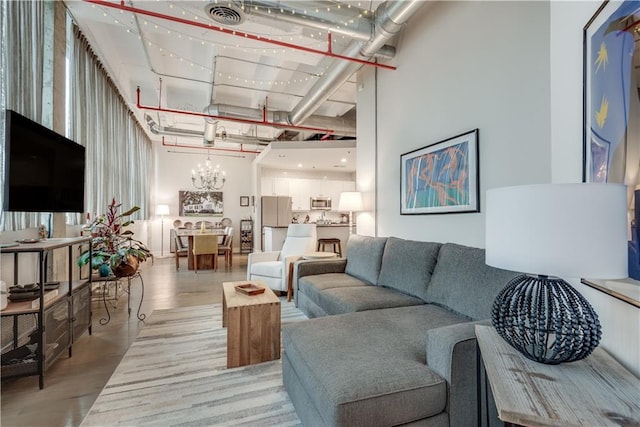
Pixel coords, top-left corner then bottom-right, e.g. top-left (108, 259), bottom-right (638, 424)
top-left (287, 251), bottom-right (337, 302)
top-left (222, 281), bottom-right (280, 368)
top-left (475, 325), bottom-right (640, 426)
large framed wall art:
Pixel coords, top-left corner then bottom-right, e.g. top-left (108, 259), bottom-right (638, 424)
top-left (583, 0), bottom-right (639, 184)
top-left (178, 190), bottom-right (224, 216)
top-left (400, 129), bottom-right (479, 215)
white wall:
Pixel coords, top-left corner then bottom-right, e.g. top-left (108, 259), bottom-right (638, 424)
top-left (358, 1), bottom-right (551, 247)
top-left (357, 0), bottom-right (639, 377)
top-left (152, 145), bottom-right (256, 255)
top-left (549, 0), bottom-right (640, 377)
top-left (356, 66), bottom-right (377, 236)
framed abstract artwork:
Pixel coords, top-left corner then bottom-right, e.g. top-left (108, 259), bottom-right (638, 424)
top-left (583, 0), bottom-right (638, 183)
top-left (178, 190), bottom-right (223, 216)
top-left (400, 129), bottom-right (479, 215)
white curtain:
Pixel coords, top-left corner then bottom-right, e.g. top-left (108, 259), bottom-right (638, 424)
top-left (0, 0), bottom-right (50, 230)
top-left (0, 4), bottom-right (154, 231)
top-left (69, 26), bottom-right (153, 222)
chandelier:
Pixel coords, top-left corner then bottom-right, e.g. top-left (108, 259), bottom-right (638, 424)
top-left (191, 156), bottom-right (226, 191)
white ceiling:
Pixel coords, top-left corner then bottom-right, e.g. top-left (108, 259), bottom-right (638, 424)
top-left (64, 1), bottom-right (394, 172)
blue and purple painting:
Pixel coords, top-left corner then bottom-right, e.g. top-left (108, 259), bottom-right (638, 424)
top-left (404, 141), bottom-right (470, 209)
top-left (401, 129), bottom-right (478, 215)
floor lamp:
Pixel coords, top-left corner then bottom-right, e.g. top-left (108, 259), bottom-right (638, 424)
top-left (338, 191), bottom-right (363, 235)
top-left (157, 204), bottom-right (170, 257)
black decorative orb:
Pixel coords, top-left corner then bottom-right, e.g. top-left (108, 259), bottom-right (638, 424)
top-left (491, 274), bottom-right (601, 364)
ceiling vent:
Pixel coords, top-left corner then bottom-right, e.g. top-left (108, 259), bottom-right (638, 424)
top-left (204, 3), bottom-right (245, 26)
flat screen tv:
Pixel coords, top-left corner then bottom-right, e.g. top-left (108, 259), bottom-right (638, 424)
top-left (3, 110), bottom-right (86, 213)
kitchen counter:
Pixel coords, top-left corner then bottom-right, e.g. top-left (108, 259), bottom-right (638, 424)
top-left (263, 225), bottom-right (352, 252)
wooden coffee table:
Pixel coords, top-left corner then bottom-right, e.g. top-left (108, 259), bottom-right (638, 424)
top-left (222, 281), bottom-right (281, 368)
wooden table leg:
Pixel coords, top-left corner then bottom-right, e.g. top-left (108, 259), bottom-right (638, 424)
top-left (287, 262), bottom-right (294, 302)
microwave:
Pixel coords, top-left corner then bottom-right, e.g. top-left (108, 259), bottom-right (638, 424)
top-left (310, 197), bottom-right (332, 210)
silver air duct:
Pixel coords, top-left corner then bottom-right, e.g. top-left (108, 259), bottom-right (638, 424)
top-left (233, 1), bottom-right (373, 42)
top-left (201, 104), bottom-right (356, 138)
top-left (288, 0), bottom-right (424, 125)
top-left (145, 115), bottom-right (272, 146)
top-left (205, 1), bottom-right (396, 59)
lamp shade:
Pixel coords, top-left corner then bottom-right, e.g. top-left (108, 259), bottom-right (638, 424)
top-left (156, 204), bottom-right (170, 216)
top-left (486, 183), bottom-right (627, 279)
top-left (338, 191), bottom-right (363, 212)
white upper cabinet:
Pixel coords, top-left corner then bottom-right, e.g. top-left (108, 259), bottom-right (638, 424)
top-left (262, 177), bottom-right (290, 196)
top-left (290, 179), bottom-right (309, 211)
top-left (261, 175), bottom-right (355, 210)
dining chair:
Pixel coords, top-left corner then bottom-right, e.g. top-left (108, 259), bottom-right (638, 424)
top-left (192, 234), bottom-right (218, 273)
top-left (218, 227), bottom-right (233, 267)
top-left (174, 234), bottom-right (188, 270)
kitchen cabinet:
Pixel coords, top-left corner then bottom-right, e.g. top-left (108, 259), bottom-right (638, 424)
top-left (262, 177), bottom-right (290, 196)
top-left (315, 180), bottom-right (355, 210)
top-left (290, 179), bottom-right (310, 211)
top-left (0, 237), bottom-right (92, 389)
top-left (261, 176), bottom-right (355, 212)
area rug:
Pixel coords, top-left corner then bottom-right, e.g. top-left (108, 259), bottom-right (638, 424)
top-left (81, 301), bottom-right (307, 426)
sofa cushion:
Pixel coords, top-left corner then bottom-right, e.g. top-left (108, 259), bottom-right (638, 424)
top-left (299, 273), bottom-right (368, 297)
top-left (344, 235), bottom-right (387, 286)
top-left (425, 243), bottom-right (521, 320)
top-left (377, 237), bottom-right (442, 301)
top-left (282, 305), bottom-right (469, 426)
top-left (249, 260), bottom-right (282, 278)
top-left (314, 286), bottom-right (425, 315)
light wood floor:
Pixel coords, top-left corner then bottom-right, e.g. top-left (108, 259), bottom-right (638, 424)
top-left (1, 254), bottom-right (250, 427)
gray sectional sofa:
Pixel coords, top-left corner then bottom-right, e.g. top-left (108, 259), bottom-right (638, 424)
top-left (283, 235), bottom-right (519, 427)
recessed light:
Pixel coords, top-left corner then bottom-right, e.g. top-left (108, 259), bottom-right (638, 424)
top-left (340, 158), bottom-right (347, 163)
top-left (297, 163), bottom-right (303, 168)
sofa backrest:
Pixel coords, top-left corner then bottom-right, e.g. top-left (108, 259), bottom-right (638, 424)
top-left (344, 234), bottom-right (387, 285)
top-left (425, 242), bottom-right (521, 320)
top-left (377, 237), bottom-right (441, 301)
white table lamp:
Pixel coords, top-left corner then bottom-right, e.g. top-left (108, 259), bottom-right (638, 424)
top-left (338, 191), bottom-right (363, 235)
top-left (157, 204), bottom-right (170, 257)
top-left (486, 183), bottom-right (627, 364)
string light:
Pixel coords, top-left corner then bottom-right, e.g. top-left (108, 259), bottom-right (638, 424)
top-left (90, 3), bottom-right (367, 89)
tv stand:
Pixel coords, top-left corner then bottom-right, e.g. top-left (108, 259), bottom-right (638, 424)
top-left (0, 237), bottom-right (92, 389)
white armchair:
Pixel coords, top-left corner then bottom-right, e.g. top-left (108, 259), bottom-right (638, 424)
top-left (247, 224), bottom-right (317, 292)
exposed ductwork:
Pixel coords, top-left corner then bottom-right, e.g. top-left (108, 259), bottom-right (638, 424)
top-left (145, 114), bottom-right (273, 146)
top-left (225, 1), bottom-right (395, 59)
top-left (201, 104), bottom-right (356, 142)
top-left (288, 0), bottom-right (425, 125)
top-left (200, 1), bottom-right (422, 140)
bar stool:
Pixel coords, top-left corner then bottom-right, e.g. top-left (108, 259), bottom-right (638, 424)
top-left (317, 238), bottom-right (342, 257)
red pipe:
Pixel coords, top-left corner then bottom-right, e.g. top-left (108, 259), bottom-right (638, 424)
top-left (84, 0), bottom-right (396, 71)
top-left (137, 87), bottom-right (335, 135)
top-left (161, 136), bottom-right (262, 154)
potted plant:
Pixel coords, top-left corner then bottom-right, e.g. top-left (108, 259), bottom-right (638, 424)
top-left (77, 198), bottom-right (152, 277)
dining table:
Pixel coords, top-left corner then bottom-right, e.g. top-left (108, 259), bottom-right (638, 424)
top-left (175, 228), bottom-right (227, 270)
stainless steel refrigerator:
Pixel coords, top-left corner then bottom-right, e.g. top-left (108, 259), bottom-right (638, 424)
top-left (261, 196), bottom-right (292, 226)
